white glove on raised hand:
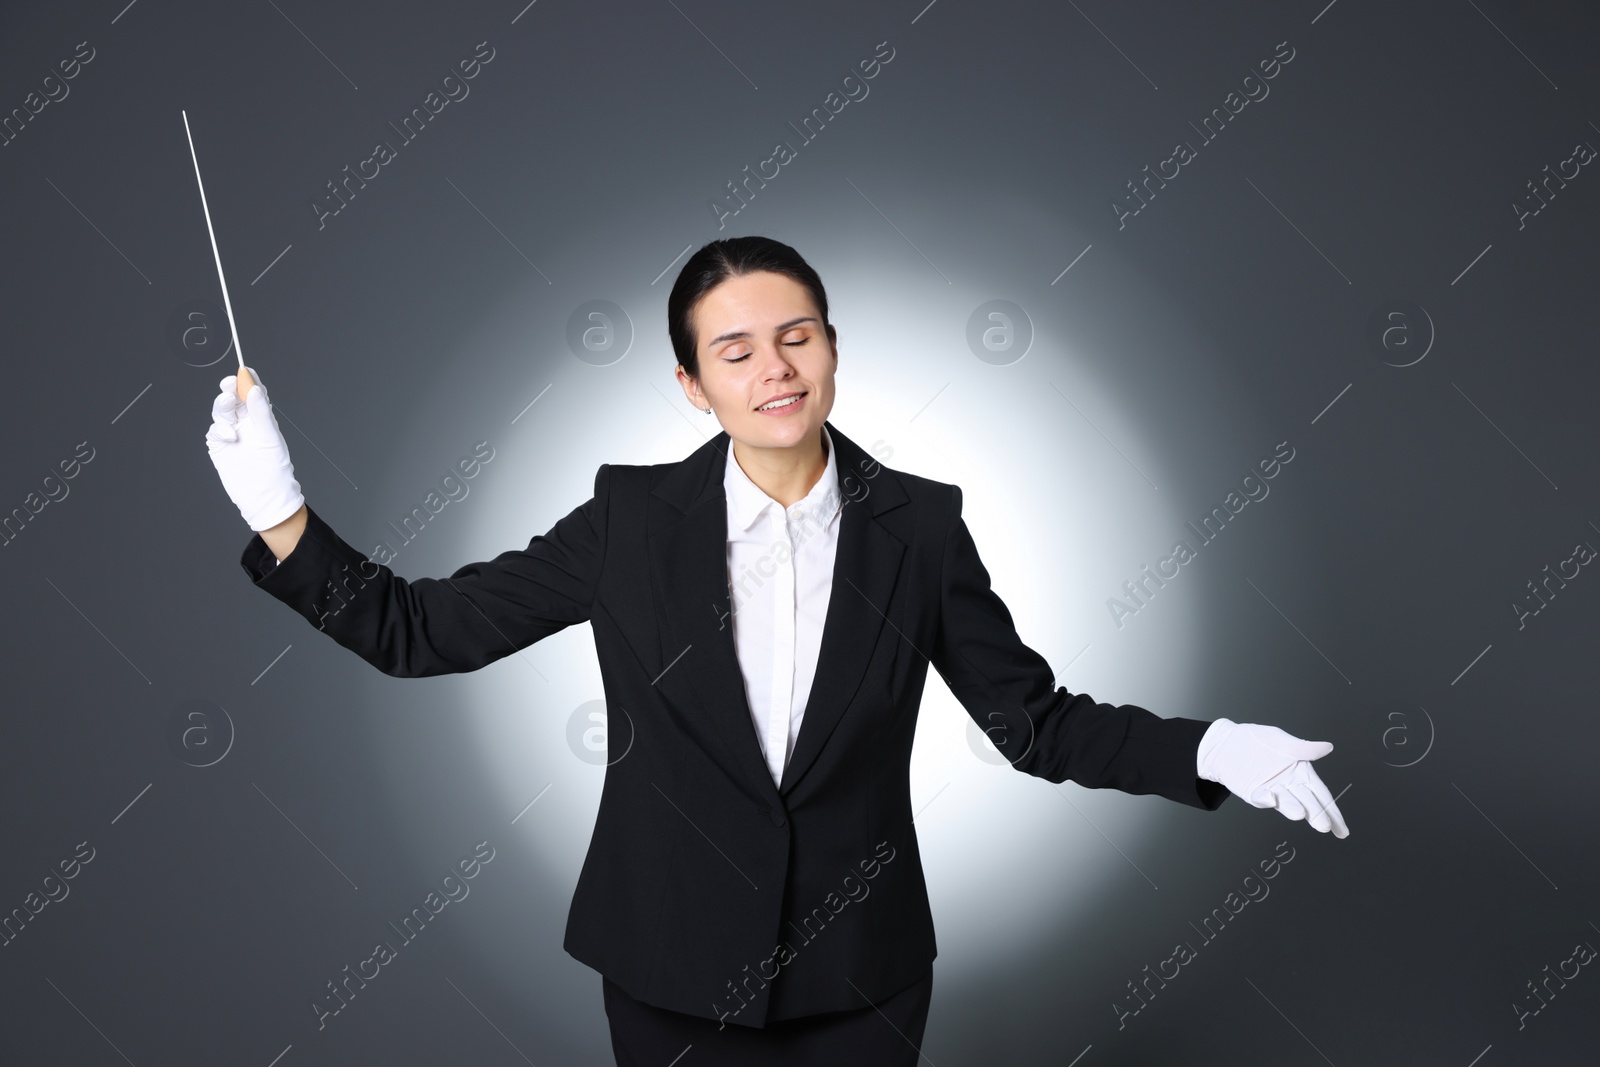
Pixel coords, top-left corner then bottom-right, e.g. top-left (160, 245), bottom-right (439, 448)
top-left (1197, 718), bottom-right (1349, 838)
top-left (205, 368), bottom-right (305, 532)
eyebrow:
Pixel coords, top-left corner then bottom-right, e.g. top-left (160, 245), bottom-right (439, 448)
top-left (705, 316), bottom-right (819, 348)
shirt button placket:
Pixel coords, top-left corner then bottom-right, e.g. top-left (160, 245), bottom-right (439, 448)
top-left (770, 507), bottom-right (797, 783)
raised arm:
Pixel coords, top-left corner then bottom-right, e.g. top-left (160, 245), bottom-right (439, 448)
top-left (240, 470), bottom-right (609, 678)
top-left (208, 366), bottom-right (608, 678)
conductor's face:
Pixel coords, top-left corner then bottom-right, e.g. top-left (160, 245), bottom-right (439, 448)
top-left (676, 271), bottom-right (838, 453)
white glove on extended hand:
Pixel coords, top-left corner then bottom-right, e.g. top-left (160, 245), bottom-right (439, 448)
top-left (205, 368), bottom-right (305, 532)
top-left (1197, 718), bottom-right (1349, 838)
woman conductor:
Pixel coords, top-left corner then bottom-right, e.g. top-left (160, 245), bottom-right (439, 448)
top-left (206, 236), bottom-right (1349, 1065)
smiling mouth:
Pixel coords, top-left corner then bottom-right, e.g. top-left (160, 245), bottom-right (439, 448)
top-left (756, 392), bottom-right (806, 412)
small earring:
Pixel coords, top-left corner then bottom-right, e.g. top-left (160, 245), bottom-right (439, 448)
top-left (701, 406), bottom-right (712, 414)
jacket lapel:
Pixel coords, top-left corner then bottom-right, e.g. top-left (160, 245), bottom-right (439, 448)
top-left (647, 422), bottom-right (908, 806)
top-left (780, 426), bottom-right (907, 794)
top-left (647, 430), bottom-right (779, 808)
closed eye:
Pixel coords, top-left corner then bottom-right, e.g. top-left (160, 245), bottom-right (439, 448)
top-left (726, 338), bottom-right (809, 362)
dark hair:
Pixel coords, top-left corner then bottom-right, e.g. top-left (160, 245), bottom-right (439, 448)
top-left (667, 236), bottom-right (832, 379)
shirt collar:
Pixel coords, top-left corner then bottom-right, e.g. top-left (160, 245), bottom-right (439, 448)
top-left (724, 424), bottom-right (841, 533)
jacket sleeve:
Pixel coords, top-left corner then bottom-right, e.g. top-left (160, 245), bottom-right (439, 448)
top-left (238, 464), bottom-right (611, 678)
top-left (928, 484), bottom-right (1228, 810)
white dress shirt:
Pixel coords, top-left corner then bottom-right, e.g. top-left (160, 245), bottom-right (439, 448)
top-left (723, 425), bottom-right (843, 786)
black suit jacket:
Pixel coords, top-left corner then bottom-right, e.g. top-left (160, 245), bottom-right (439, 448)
top-left (240, 420), bottom-right (1228, 1027)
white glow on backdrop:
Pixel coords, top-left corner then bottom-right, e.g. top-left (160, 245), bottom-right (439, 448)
top-left (809, 260), bottom-right (1207, 976)
top-left (361, 246), bottom-right (1209, 982)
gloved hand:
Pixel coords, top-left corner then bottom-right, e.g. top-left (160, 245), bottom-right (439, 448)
top-left (1197, 718), bottom-right (1349, 838)
top-left (205, 367), bottom-right (305, 532)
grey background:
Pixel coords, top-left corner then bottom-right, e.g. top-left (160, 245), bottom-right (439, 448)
top-left (2, 0), bottom-right (1598, 1063)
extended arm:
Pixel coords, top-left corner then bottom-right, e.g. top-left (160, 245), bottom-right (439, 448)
top-left (927, 485), bottom-right (1349, 835)
top-left (240, 473), bottom-right (609, 678)
top-left (928, 485), bottom-right (1229, 810)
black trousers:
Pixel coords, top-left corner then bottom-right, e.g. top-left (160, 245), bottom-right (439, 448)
top-left (602, 967), bottom-right (934, 1066)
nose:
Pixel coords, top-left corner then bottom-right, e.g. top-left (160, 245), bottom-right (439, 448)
top-left (756, 342), bottom-right (798, 378)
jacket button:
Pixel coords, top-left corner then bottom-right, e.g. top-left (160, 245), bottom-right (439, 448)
top-left (768, 808), bottom-right (787, 828)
